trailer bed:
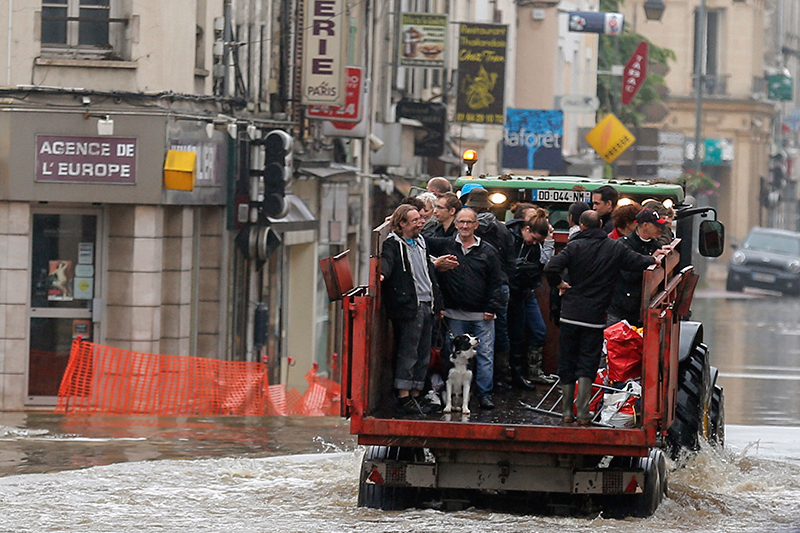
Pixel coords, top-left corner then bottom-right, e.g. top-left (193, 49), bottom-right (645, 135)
top-left (372, 384), bottom-right (562, 426)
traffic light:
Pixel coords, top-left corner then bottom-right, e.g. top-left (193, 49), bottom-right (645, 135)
top-left (261, 129), bottom-right (293, 218)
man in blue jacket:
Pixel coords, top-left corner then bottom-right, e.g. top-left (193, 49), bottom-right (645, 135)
top-left (381, 204), bottom-right (443, 415)
top-left (544, 210), bottom-right (661, 425)
top-left (426, 207), bottom-right (504, 410)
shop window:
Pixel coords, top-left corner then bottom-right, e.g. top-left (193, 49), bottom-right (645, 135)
top-left (41, 0), bottom-right (128, 60)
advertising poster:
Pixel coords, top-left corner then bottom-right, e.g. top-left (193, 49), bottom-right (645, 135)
top-left (502, 109), bottom-right (564, 172)
top-left (456, 23), bottom-right (507, 124)
top-left (398, 13), bottom-right (447, 68)
top-left (48, 260), bottom-right (73, 301)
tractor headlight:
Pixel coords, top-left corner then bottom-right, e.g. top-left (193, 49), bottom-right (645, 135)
top-left (489, 192), bottom-right (507, 205)
top-left (617, 197), bottom-right (634, 206)
top-left (731, 251), bottom-right (746, 266)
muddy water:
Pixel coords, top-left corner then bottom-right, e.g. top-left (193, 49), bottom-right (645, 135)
top-left (0, 428), bottom-right (798, 533)
top-left (2, 290), bottom-right (800, 531)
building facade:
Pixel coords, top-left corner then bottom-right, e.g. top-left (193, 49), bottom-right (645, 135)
top-left (622, 0), bottom-right (775, 246)
top-left (0, 0), bottom-right (348, 409)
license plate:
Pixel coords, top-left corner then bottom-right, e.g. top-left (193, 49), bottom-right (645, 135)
top-left (752, 272), bottom-right (776, 283)
top-left (532, 189), bottom-right (591, 203)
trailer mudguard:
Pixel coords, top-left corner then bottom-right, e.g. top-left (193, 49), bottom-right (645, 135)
top-left (678, 321), bottom-right (703, 364)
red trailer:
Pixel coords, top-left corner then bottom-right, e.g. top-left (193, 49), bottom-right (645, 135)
top-left (334, 205), bottom-right (724, 517)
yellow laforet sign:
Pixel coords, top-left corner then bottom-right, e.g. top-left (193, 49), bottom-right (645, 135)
top-left (584, 114), bottom-right (636, 164)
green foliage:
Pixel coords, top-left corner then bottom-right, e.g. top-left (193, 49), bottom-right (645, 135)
top-left (597, 0), bottom-right (676, 127)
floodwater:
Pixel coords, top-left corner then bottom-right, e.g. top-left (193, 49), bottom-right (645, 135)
top-left (2, 289), bottom-right (800, 532)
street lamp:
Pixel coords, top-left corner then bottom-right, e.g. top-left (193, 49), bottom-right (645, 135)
top-left (643, 0), bottom-right (666, 21)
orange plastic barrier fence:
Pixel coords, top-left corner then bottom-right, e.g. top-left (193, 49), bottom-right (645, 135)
top-left (55, 338), bottom-right (341, 416)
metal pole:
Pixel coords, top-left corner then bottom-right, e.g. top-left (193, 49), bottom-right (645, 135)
top-left (360, 0), bottom-right (376, 286)
top-left (693, 0), bottom-right (706, 176)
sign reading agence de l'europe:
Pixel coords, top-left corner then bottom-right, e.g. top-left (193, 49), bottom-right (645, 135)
top-left (36, 135), bottom-right (137, 184)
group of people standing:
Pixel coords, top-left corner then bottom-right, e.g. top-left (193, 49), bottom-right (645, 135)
top-left (381, 178), bottom-right (673, 422)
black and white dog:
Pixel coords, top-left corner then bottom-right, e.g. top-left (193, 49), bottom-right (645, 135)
top-left (443, 334), bottom-right (478, 414)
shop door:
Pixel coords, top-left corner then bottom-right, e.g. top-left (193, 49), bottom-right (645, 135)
top-left (28, 211), bottom-right (100, 404)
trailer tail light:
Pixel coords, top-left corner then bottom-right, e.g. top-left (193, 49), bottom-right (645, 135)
top-left (624, 475), bottom-right (641, 493)
top-left (366, 465), bottom-right (385, 485)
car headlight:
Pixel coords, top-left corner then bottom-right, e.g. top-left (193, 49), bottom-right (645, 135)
top-left (731, 251), bottom-right (746, 265)
top-left (789, 260), bottom-right (800, 274)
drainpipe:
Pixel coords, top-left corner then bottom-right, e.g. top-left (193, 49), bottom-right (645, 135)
top-left (7, 0), bottom-right (12, 86)
top-left (224, 0), bottom-right (234, 98)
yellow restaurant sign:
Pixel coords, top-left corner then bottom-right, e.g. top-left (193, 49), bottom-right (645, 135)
top-left (584, 114), bottom-right (636, 163)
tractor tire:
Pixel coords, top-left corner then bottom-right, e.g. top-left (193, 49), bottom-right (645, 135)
top-left (709, 385), bottom-right (725, 448)
top-left (667, 341), bottom-right (710, 454)
top-left (357, 446), bottom-right (422, 510)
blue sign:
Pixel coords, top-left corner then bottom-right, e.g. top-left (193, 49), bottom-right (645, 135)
top-left (502, 109), bottom-right (564, 172)
top-left (568, 12), bottom-right (624, 35)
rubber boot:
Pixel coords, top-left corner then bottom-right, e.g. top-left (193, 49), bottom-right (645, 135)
top-left (561, 381), bottom-right (575, 425)
top-left (526, 346), bottom-right (555, 385)
top-left (493, 351), bottom-right (512, 390)
top-left (510, 357), bottom-right (537, 390)
top-left (576, 377), bottom-right (594, 426)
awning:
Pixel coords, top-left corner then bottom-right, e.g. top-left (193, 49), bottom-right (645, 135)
top-left (267, 194), bottom-right (318, 232)
top-left (296, 162), bottom-right (361, 179)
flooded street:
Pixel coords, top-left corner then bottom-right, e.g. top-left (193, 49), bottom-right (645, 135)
top-left (2, 290), bottom-right (800, 532)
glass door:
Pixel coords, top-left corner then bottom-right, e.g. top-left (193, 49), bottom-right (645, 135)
top-left (28, 211), bottom-right (100, 404)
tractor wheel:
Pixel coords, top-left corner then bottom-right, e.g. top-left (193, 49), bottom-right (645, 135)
top-left (709, 385), bottom-right (725, 448)
top-left (667, 342), bottom-right (710, 455)
top-left (357, 446), bottom-right (422, 510)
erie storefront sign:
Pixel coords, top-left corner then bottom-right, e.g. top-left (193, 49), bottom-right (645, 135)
top-left (36, 135), bottom-right (137, 184)
top-left (301, 0), bottom-right (348, 106)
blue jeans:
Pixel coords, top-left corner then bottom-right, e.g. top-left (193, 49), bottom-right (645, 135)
top-left (447, 317), bottom-right (495, 397)
top-left (508, 291), bottom-right (547, 355)
top-left (493, 284), bottom-right (511, 354)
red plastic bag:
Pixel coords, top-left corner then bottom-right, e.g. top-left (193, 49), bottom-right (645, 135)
top-left (604, 320), bottom-right (644, 383)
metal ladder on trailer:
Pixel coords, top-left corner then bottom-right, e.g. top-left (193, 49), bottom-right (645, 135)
top-left (521, 377), bottom-right (641, 427)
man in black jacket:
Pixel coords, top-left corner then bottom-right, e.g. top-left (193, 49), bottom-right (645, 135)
top-left (607, 208), bottom-right (669, 327)
top-left (426, 207), bottom-right (504, 410)
top-left (544, 210), bottom-right (661, 425)
top-left (591, 185), bottom-right (619, 234)
top-left (381, 204), bottom-right (443, 415)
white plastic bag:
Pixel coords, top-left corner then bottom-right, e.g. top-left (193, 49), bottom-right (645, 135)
top-left (599, 380), bottom-right (641, 427)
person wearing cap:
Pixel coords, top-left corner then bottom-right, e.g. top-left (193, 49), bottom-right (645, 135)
top-left (465, 187), bottom-right (516, 395)
top-left (642, 199), bottom-right (675, 246)
top-left (544, 210), bottom-right (661, 426)
top-left (459, 182), bottom-right (484, 205)
top-left (606, 207), bottom-right (671, 328)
